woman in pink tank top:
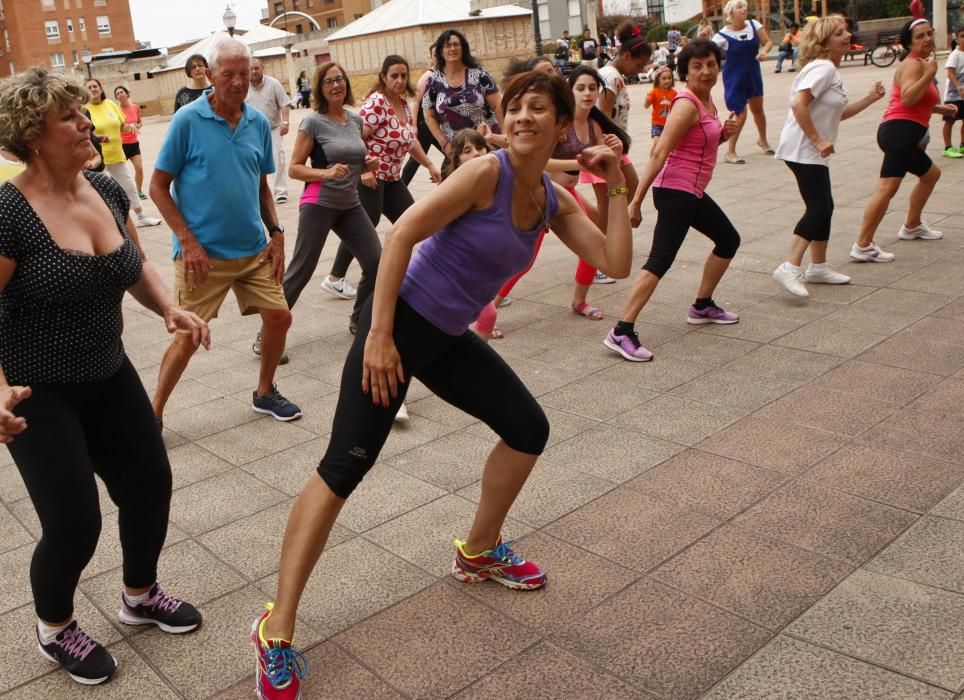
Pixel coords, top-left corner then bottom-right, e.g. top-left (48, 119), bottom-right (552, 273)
top-left (604, 40), bottom-right (742, 363)
top-left (852, 19), bottom-right (959, 262)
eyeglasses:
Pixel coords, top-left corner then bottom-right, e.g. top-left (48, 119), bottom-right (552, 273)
top-left (190, 63), bottom-right (206, 70)
top-left (444, 42), bottom-right (462, 49)
top-left (322, 75), bottom-right (346, 87)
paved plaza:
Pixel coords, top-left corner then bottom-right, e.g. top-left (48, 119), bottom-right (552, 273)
top-left (2, 61), bottom-right (964, 698)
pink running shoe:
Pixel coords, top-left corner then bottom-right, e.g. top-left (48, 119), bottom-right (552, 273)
top-left (251, 604), bottom-right (307, 700)
top-left (451, 538), bottom-right (546, 590)
top-left (686, 301), bottom-right (739, 325)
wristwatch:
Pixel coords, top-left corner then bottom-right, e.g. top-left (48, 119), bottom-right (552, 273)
top-left (269, 224), bottom-right (285, 236)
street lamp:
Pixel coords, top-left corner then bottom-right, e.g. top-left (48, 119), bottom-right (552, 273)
top-left (222, 4), bottom-right (237, 37)
top-left (80, 46), bottom-right (92, 79)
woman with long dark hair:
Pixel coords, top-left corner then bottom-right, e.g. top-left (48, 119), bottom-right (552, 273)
top-left (851, 18), bottom-right (957, 262)
top-left (422, 29), bottom-right (503, 154)
top-left (250, 71), bottom-right (632, 698)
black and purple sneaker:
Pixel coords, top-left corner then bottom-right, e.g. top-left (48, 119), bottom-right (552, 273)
top-left (37, 620), bottom-right (116, 685)
top-left (118, 583), bottom-right (202, 634)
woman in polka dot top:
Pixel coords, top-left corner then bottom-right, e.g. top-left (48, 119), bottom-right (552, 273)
top-left (0, 67), bottom-right (209, 685)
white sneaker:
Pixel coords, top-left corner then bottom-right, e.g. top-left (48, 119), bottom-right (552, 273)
top-left (849, 242), bottom-right (895, 263)
top-left (394, 402), bottom-right (409, 423)
top-left (898, 222), bottom-right (943, 240)
top-left (594, 270), bottom-right (617, 284)
top-left (498, 297), bottom-right (512, 308)
top-left (804, 264), bottom-right (851, 285)
top-left (136, 215), bottom-right (161, 227)
top-left (772, 264), bottom-right (809, 297)
top-left (320, 276), bottom-right (357, 299)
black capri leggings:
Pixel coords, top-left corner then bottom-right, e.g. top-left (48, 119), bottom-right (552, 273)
top-left (786, 161), bottom-right (834, 242)
top-left (318, 297), bottom-right (550, 498)
top-left (328, 178), bottom-right (416, 280)
top-left (7, 358), bottom-right (172, 622)
top-left (643, 187), bottom-right (741, 278)
top-left (877, 119), bottom-right (932, 178)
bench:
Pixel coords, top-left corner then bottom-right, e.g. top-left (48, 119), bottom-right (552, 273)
top-left (845, 29), bottom-right (901, 66)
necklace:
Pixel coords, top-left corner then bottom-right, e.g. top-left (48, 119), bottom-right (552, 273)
top-left (508, 149), bottom-right (549, 230)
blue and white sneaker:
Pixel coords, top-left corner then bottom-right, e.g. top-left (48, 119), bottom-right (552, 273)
top-left (252, 385), bottom-right (302, 422)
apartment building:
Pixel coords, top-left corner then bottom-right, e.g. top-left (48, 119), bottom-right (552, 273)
top-left (262, 0), bottom-right (373, 34)
top-left (0, 0), bottom-right (136, 75)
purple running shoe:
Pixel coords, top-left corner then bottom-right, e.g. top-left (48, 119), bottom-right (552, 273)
top-left (687, 302), bottom-right (739, 325)
top-left (603, 328), bottom-right (654, 362)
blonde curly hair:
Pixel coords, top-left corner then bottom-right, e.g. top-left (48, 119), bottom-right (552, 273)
top-left (797, 15), bottom-right (847, 69)
top-left (0, 67), bottom-right (88, 162)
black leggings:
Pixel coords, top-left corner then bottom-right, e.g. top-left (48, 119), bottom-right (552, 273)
top-left (786, 161), bottom-right (834, 242)
top-left (400, 111), bottom-right (442, 186)
top-left (318, 297), bottom-right (549, 498)
top-left (7, 358), bottom-right (171, 622)
top-left (284, 203), bottom-right (382, 325)
top-left (877, 119), bottom-right (932, 178)
top-left (329, 178), bottom-right (416, 280)
top-left (644, 188), bottom-right (741, 278)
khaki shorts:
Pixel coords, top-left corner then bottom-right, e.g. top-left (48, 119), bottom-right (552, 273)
top-left (174, 252), bottom-right (288, 321)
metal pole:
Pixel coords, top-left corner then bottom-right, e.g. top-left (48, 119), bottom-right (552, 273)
top-left (532, 0), bottom-right (543, 55)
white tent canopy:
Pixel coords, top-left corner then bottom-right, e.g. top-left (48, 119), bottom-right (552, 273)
top-left (326, 0), bottom-right (531, 42)
top-left (151, 24), bottom-right (294, 75)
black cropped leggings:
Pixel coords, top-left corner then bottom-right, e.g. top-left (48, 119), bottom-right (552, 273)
top-left (7, 358), bottom-right (172, 622)
top-left (318, 297), bottom-right (550, 498)
top-left (786, 161), bottom-right (834, 242)
top-left (643, 187), bottom-right (741, 278)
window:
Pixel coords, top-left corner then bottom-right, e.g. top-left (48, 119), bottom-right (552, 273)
top-left (71, 49), bottom-right (78, 63)
top-left (64, 0), bottom-right (71, 7)
top-left (353, 13), bottom-right (362, 19)
top-left (326, 17), bottom-right (337, 28)
top-left (274, 1), bottom-right (282, 14)
top-left (79, 17), bottom-right (86, 32)
top-left (133, 71), bottom-right (140, 80)
top-left (295, 23), bottom-right (303, 34)
top-left (42, 0), bottom-right (56, 9)
top-left (0, 0), bottom-right (5, 20)
top-left (50, 52), bottom-right (65, 67)
top-left (45, 20), bottom-right (61, 40)
top-left (66, 18), bottom-right (73, 33)
top-left (8, 62), bottom-right (14, 75)
top-left (96, 14), bottom-right (109, 35)
top-left (93, 0), bottom-right (106, 5)
top-left (3, 30), bottom-right (9, 51)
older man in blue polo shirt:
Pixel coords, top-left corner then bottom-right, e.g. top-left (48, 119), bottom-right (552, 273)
top-left (149, 39), bottom-right (301, 424)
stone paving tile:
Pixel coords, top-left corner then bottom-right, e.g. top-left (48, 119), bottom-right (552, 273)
top-left (196, 417), bottom-right (318, 466)
top-left (773, 317), bottom-right (889, 358)
top-left (165, 442), bottom-right (236, 489)
top-left (911, 377), bottom-right (964, 417)
top-left (335, 582), bottom-right (541, 699)
top-left (5, 642), bottom-right (179, 699)
top-left (648, 332), bottom-right (760, 367)
top-left (338, 466), bottom-right (447, 533)
top-left (552, 578), bottom-right (771, 699)
top-left (611, 394), bottom-right (747, 446)
top-left (721, 343), bottom-right (845, 382)
top-left (0, 502), bottom-right (32, 556)
top-left (364, 494), bottom-right (533, 577)
top-left (169, 470), bottom-right (288, 537)
top-left (804, 445), bottom-right (964, 513)
top-left (851, 287), bottom-right (955, 316)
top-left (866, 516), bottom-right (964, 594)
top-left (704, 635), bottom-right (953, 700)
top-left (668, 368), bottom-right (802, 411)
top-left (0, 544), bottom-right (40, 615)
top-left (594, 355), bottom-right (712, 392)
top-left (237, 436), bottom-right (328, 497)
top-left (733, 481), bottom-right (917, 565)
top-left (861, 409), bottom-right (964, 464)
top-left (544, 486), bottom-right (721, 573)
top-left (540, 424), bottom-right (683, 483)
top-left (464, 404), bottom-right (601, 449)
top-left (694, 311), bottom-right (805, 343)
top-left (624, 449), bottom-right (786, 519)
top-left (452, 532), bottom-right (638, 635)
top-left (857, 332), bottom-right (964, 376)
top-left (540, 375), bottom-right (659, 421)
top-left (652, 524), bottom-right (853, 630)
top-left (455, 641), bottom-right (652, 699)
top-left (258, 537), bottom-right (435, 639)
top-left (813, 359), bottom-right (944, 405)
top-left (161, 396), bottom-right (261, 441)
top-left (787, 570), bottom-right (964, 692)
top-left (696, 414), bottom-right (847, 474)
top-left (0, 463), bottom-right (26, 504)
top-left (385, 430), bottom-right (494, 492)
top-left (933, 485), bottom-right (964, 522)
top-left (755, 384), bottom-right (898, 437)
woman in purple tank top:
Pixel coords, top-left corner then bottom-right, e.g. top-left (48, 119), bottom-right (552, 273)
top-left (605, 40), bottom-right (743, 363)
top-left (252, 71), bottom-right (634, 696)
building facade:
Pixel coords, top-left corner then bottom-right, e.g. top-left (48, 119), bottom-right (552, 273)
top-left (261, 0), bottom-right (373, 34)
top-left (0, 0), bottom-right (137, 75)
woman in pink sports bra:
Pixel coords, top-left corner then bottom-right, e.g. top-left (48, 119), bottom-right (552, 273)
top-left (852, 18), bottom-right (958, 262)
top-left (604, 40), bottom-right (741, 363)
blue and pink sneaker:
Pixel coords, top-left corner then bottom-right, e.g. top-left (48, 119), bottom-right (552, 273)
top-left (686, 301), bottom-right (739, 325)
top-left (603, 328), bottom-right (654, 362)
top-left (451, 537), bottom-right (546, 590)
top-left (251, 604), bottom-right (308, 700)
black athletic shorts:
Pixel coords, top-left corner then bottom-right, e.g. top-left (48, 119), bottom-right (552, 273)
top-left (877, 119), bottom-right (932, 178)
